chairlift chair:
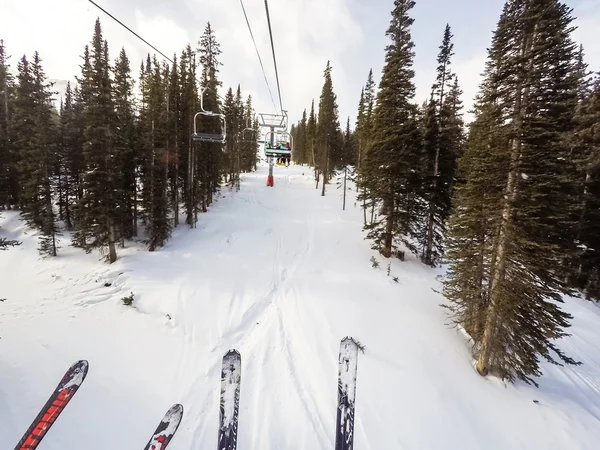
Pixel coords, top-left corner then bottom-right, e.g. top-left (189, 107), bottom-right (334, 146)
top-left (264, 130), bottom-right (292, 159)
top-left (192, 87), bottom-right (226, 144)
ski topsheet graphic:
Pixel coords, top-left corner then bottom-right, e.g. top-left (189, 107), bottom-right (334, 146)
top-left (218, 349), bottom-right (242, 450)
top-left (143, 404), bottom-right (184, 450)
top-left (15, 359), bottom-right (89, 450)
top-left (334, 337), bottom-right (359, 450)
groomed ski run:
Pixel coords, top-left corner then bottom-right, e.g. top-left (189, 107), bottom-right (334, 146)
top-left (2, 164), bottom-right (600, 449)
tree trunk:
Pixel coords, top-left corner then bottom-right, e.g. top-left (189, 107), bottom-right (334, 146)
top-left (382, 184), bottom-right (394, 257)
top-left (321, 141), bottom-right (329, 197)
top-left (108, 217), bottom-right (117, 263)
top-left (342, 165), bottom-right (347, 210)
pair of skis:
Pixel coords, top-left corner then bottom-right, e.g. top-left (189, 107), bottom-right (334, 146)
top-left (13, 360), bottom-right (183, 450)
top-left (13, 338), bottom-right (359, 450)
top-left (216, 338), bottom-right (361, 450)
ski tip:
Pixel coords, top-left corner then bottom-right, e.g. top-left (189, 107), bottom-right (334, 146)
top-left (73, 359), bottom-right (89, 369)
top-left (57, 360), bottom-right (89, 391)
top-left (167, 403), bottom-right (184, 416)
top-left (223, 349), bottom-right (241, 358)
top-left (68, 359), bottom-right (89, 377)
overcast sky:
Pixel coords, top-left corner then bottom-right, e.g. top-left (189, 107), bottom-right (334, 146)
top-left (1, 0), bottom-right (599, 126)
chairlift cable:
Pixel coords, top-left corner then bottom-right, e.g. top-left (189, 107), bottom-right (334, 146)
top-left (87, 0), bottom-right (227, 103)
top-left (239, 0), bottom-right (278, 113)
top-left (263, 0), bottom-right (284, 113)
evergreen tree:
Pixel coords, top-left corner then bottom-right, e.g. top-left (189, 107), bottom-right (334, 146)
top-left (0, 40), bottom-right (16, 208)
top-left (361, 0), bottom-right (423, 258)
top-left (306, 100), bottom-right (317, 171)
top-left (177, 46), bottom-right (198, 227)
top-left (112, 47), bottom-right (138, 241)
top-left (572, 70), bottom-right (600, 300)
top-left (339, 117), bottom-right (354, 210)
top-left (443, 0), bottom-right (582, 385)
top-left (355, 88), bottom-right (365, 169)
top-left (197, 22), bottom-right (223, 212)
top-left (139, 55), bottom-right (172, 251)
top-left (241, 94), bottom-right (258, 172)
top-left (222, 87), bottom-right (236, 184)
top-left (356, 69), bottom-right (377, 223)
top-left (362, 69), bottom-right (376, 168)
top-left (294, 109), bottom-right (308, 165)
top-left (12, 53), bottom-right (59, 255)
top-left (316, 61), bottom-right (342, 194)
top-left (167, 54), bottom-right (181, 227)
top-left (75, 19), bottom-right (120, 262)
top-left (420, 25), bottom-right (464, 267)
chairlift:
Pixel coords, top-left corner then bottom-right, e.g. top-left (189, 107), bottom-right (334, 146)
top-left (264, 130), bottom-right (292, 159)
top-left (192, 87), bottom-right (226, 143)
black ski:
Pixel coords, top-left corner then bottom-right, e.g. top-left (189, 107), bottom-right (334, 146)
top-left (217, 349), bottom-right (241, 450)
top-left (334, 337), bottom-right (359, 450)
top-left (143, 404), bottom-right (184, 450)
top-left (15, 360), bottom-right (89, 450)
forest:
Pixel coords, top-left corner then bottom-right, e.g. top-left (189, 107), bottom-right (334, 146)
top-left (0, 19), bottom-right (260, 261)
top-left (289, 0), bottom-right (600, 386)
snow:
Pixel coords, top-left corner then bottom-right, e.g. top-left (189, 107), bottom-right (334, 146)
top-left (1, 163), bottom-right (600, 449)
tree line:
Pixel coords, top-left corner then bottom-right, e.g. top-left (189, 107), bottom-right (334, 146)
top-left (292, 0), bottom-right (600, 387)
top-left (0, 19), bottom-right (260, 260)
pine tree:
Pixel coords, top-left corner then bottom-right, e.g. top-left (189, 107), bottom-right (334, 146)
top-left (197, 22), bottom-right (223, 212)
top-left (62, 82), bottom-right (86, 232)
top-left (339, 117), bottom-right (354, 210)
top-left (167, 54), bottom-right (181, 227)
top-left (420, 25), bottom-right (463, 267)
top-left (355, 88), bottom-right (365, 170)
top-left (112, 47), bottom-right (138, 241)
top-left (138, 55), bottom-right (172, 251)
top-left (362, 69), bottom-right (376, 167)
top-left (178, 46), bottom-right (198, 227)
top-left (12, 53), bottom-right (59, 255)
top-left (356, 69), bottom-right (377, 224)
top-left (443, 0), bottom-right (582, 386)
top-left (75, 19), bottom-right (120, 262)
top-left (361, 0), bottom-right (423, 258)
top-left (241, 94), bottom-right (257, 172)
top-left (572, 70), bottom-right (600, 300)
top-left (316, 61), bottom-right (341, 195)
top-left (294, 109), bottom-right (308, 165)
top-left (222, 87), bottom-right (235, 185)
top-left (0, 40), bottom-right (16, 208)
top-left (307, 100), bottom-right (317, 176)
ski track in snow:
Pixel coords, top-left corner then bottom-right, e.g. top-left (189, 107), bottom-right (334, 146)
top-left (2, 163), bottom-right (600, 449)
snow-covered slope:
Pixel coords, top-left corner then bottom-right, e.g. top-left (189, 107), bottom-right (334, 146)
top-left (1, 163), bottom-right (600, 449)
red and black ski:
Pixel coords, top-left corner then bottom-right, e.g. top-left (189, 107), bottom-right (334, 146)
top-left (14, 359), bottom-right (89, 450)
top-left (143, 404), bottom-right (184, 450)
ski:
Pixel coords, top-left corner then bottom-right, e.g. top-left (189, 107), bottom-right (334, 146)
top-left (143, 404), bottom-right (184, 450)
top-left (217, 349), bottom-right (242, 450)
top-left (15, 359), bottom-right (89, 450)
top-left (334, 337), bottom-right (359, 450)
